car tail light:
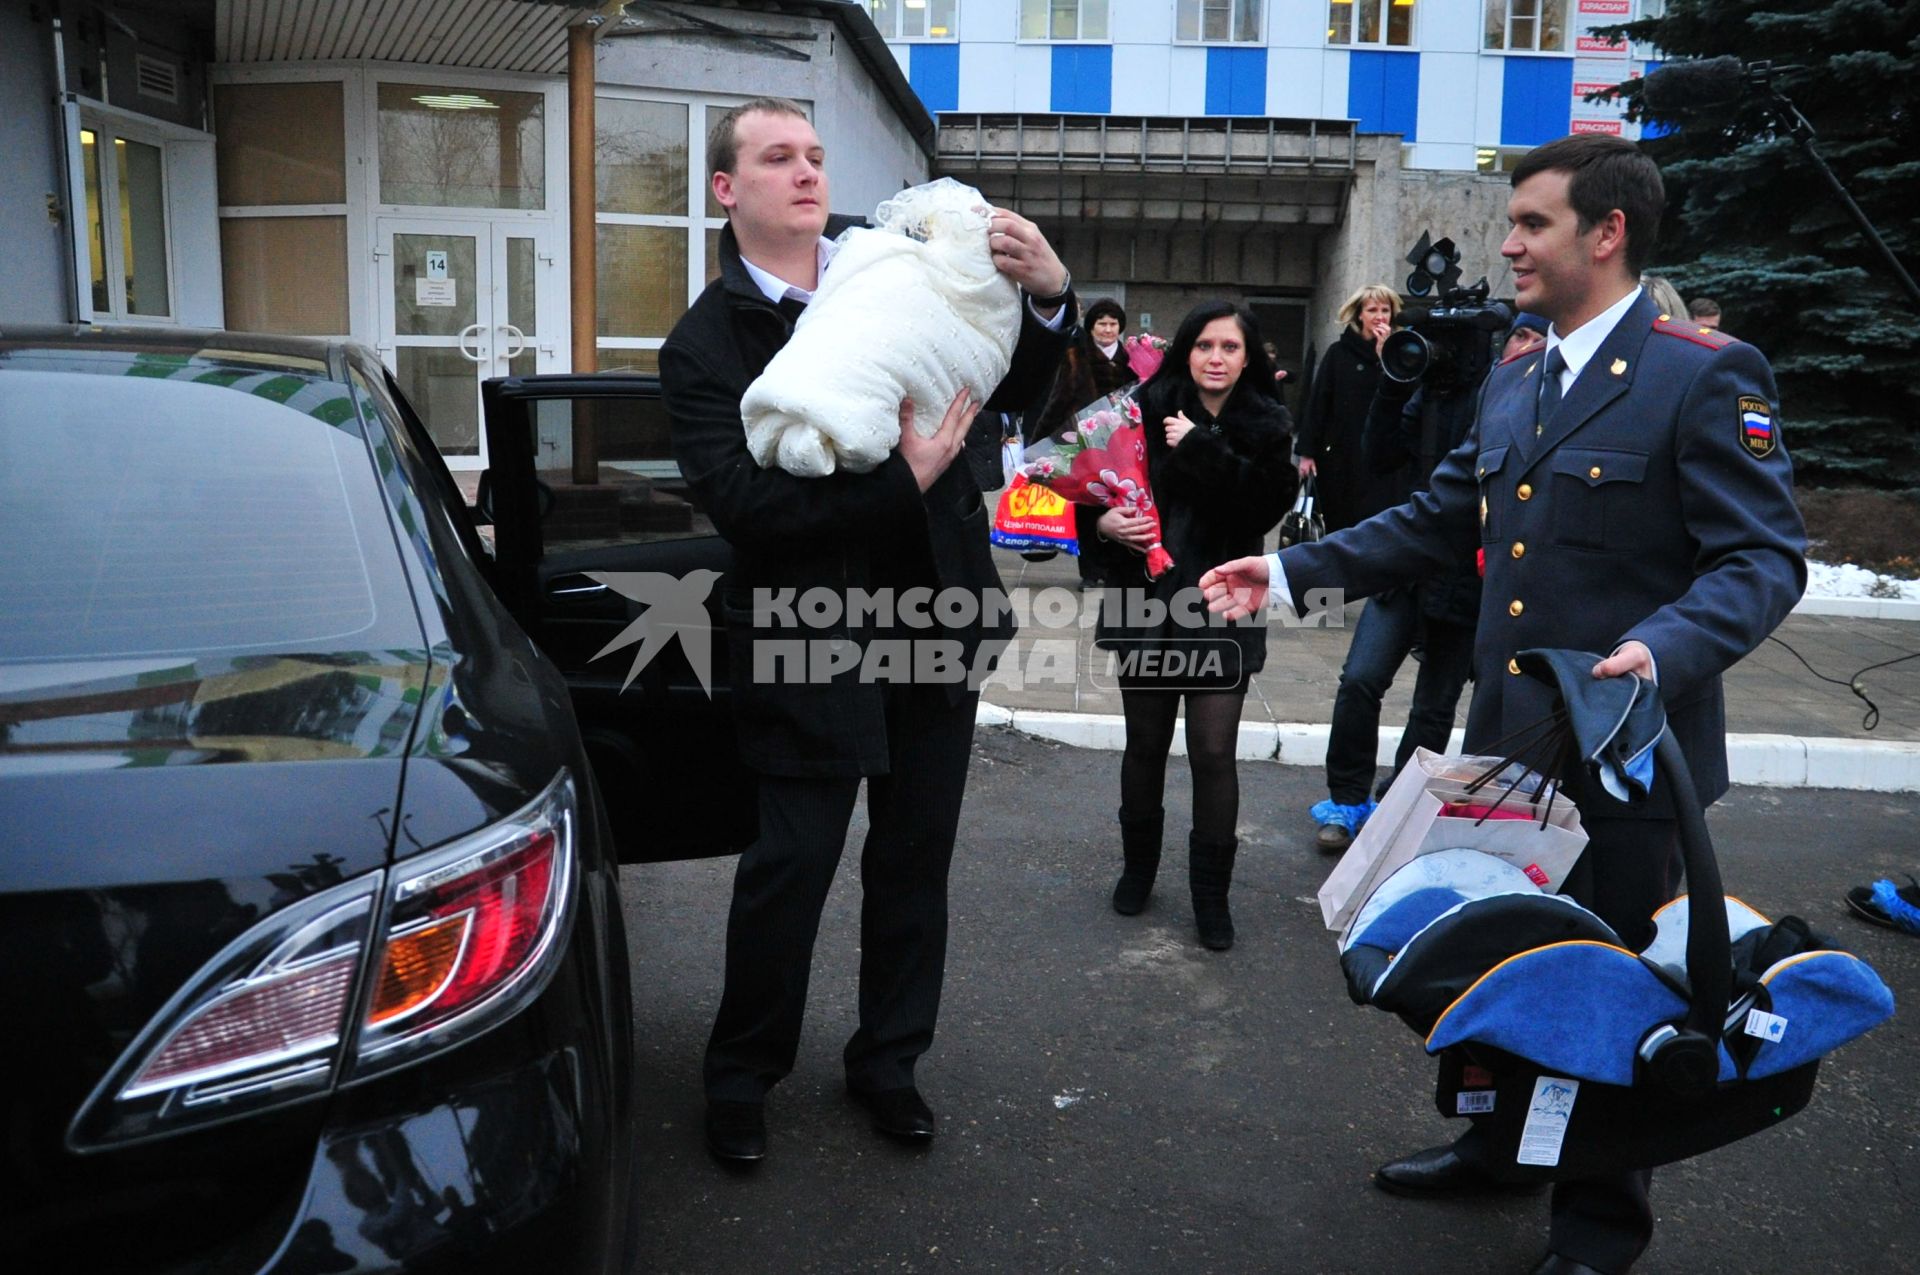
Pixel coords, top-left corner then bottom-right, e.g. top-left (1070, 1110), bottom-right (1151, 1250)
top-left (69, 771), bottom-right (578, 1150)
top-left (351, 775), bottom-right (575, 1077)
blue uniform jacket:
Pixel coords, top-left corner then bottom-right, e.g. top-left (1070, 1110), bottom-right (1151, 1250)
top-left (1280, 290), bottom-right (1807, 817)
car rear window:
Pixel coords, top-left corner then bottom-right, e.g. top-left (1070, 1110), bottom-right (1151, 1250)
top-left (0, 359), bottom-right (423, 662)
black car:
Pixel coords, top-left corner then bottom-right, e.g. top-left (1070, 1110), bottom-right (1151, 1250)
top-left (0, 328), bottom-right (754, 1272)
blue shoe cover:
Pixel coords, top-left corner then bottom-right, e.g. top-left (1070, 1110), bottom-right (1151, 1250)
top-left (1310, 797), bottom-right (1377, 834)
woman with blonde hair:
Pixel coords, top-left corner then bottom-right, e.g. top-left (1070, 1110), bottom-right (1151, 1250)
top-left (1297, 285), bottom-right (1407, 534)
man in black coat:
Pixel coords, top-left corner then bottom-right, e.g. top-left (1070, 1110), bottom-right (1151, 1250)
top-left (1312, 314), bottom-right (1548, 851)
top-left (660, 98), bottom-right (1074, 1165)
top-left (1203, 135), bottom-right (1805, 1273)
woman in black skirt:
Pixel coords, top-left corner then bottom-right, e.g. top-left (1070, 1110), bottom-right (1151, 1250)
top-left (1082, 301), bottom-right (1296, 949)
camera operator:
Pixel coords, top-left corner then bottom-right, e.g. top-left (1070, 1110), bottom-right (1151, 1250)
top-left (1308, 304), bottom-right (1547, 850)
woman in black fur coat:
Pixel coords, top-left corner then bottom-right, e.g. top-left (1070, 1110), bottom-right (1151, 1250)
top-left (1081, 301), bottom-right (1296, 950)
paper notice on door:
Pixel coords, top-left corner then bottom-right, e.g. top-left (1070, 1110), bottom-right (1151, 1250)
top-left (425, 250), bottom-right (448, 280)
top-left (1515, 1076), bottom-right (1579, 1167)
top-left (416, 278), bottom-right (457, 307)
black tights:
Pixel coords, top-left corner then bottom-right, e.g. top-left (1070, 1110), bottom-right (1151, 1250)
top-left (1119, 687), bottom-right (1247, 843)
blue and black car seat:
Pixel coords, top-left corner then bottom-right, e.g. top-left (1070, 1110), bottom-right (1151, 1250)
top-left (1337, 648), bottom-right (1895, 1181)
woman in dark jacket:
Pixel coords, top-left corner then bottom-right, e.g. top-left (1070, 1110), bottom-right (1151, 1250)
top-left (1036, 298), bottom-right (1136, 582)
top-left (1297, 284), bottom-right (1405, 533)
top-left (1082, 301), bottom-right (1296, 950)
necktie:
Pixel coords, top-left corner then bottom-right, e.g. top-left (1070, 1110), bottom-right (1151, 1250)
top-left (1536, 346), bottom-right (1567, 434)
top-left (776, 295), bottom-right (807, 327)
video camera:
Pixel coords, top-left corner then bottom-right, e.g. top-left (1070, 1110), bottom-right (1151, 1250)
top-left (1380, 232), bottom-right (1514, 396)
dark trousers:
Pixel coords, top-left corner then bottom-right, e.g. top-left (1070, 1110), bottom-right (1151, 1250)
top-left (1456, 814), bottom-right (1682, 1274)
top-left (1324, 590), bottom-right (1475, 804)
top-left (703, 683), bottom-right (978, 1103)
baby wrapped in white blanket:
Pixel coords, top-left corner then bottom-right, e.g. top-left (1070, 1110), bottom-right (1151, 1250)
top-left (740, 177), bottom-right (1022, 477)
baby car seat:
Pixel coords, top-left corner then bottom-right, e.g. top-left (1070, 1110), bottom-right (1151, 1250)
top-left (1337, 648), bottom-right (1895, 1181)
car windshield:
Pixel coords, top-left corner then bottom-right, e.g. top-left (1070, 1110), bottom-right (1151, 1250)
top-left (0, 350), bottom-right (423, 664)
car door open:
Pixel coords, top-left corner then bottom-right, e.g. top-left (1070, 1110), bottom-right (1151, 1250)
top-left (481, 373), bottom-right (756, 862)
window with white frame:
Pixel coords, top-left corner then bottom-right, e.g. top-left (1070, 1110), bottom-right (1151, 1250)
top-left (594, 93), bottom-right (765, 374)
top-left (1328, 0), bottom-right (1416, 46)
top-left (78, 118), bottom-right (175, 321)
top-left (1484, 0), bottom-right (1568, 51)
top-left (1020, 0), bottom-right (1109, 40)
top-left (1178, 0), bottom-right (1264, 43)
top-left (867, 0), bottom-right (958, 39)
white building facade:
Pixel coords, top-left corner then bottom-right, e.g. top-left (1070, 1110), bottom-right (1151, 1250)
top-left (868, 0), bottom-right (1661, 173)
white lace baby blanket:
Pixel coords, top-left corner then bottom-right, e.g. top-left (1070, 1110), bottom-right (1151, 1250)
top-left (740, 177), bottom-right (1022, 476)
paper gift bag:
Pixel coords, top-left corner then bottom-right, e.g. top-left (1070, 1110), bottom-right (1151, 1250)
top-left (1319, 748), bottom-right (1589, 934)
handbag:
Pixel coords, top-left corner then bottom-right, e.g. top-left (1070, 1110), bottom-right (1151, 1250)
top-left (1278, 474), bottom-right (1324, 547)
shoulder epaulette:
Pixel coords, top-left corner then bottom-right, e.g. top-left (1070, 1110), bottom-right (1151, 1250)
top-left (1651, 315), bottom-right (1738, 350)
top-left (1498, 345), bottom-right (1533, 367)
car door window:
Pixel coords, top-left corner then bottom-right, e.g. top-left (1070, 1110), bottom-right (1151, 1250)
top-left (527, 396), bottom-right (714, 554)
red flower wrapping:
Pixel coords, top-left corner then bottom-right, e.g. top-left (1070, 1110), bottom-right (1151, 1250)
top-left (1021, 391), bottom-right (1173, 579)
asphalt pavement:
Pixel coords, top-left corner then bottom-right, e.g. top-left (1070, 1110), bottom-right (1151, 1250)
top-left (617, 729), bottom-right (1919, 1275)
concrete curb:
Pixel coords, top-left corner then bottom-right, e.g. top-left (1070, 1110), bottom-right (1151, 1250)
top-left (978, 706), bottom-right (1920, 793)
top-left (1794, 595), bottom-right (1920, 622)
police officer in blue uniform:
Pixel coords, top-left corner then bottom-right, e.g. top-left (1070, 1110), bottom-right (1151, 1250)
top-left (1201, 134), bottom-right (1806, 1274)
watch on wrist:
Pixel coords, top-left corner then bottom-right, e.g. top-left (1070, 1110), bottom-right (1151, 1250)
top-left (1026, 269), bottom-right (1072, 309)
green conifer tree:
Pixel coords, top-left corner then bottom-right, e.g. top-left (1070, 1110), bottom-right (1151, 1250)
top-left (1603, 0), bottom-right (1919, 486)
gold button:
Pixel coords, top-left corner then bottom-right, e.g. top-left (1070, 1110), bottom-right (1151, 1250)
top-left (1589, 465), bottom-right (1603, 479)
top-left (1659, 313), bottom-right (1671, 322)
top-left (1509, 599), bottom-right (1525, 617)
top-left (1511, 541), bottom-right (1526, 559)
top-left (1517, 483), bottom-right (1533, 501)
top-left (1508, 658), bottom-right (1522, 676)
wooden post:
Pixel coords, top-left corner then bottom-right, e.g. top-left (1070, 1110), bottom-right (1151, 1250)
top-left (568, 22), bottom-right (598, 485)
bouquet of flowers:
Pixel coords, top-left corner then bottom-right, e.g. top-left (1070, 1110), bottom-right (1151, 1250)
top-left (1022, 390), bottom-right (1173, 579)
top-left (1122, 333), bottom-right (1169, 383)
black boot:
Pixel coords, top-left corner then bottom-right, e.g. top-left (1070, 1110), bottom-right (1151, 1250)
top-left (1111, 807), bottom-right (1164, 916)
top-left (1188, 833), bottom-right (1239, 950)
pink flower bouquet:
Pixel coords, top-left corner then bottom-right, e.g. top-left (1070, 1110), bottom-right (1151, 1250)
top-left (1022, 390), bottom-right (1173, 579)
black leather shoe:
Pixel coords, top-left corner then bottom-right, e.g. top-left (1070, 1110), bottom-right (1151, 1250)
top-left (1530, 1255), bottom-right (1608, 1275)
top-left (1371, 1144), bottom-right (1538, 1198)
top-left (847, 1084), bottom-right (936, 1141)
top-left (704, 1100), bottom-right (767, 1164)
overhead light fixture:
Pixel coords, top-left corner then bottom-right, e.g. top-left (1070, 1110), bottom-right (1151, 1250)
top-left (411, 93), bottom-right (500, 111)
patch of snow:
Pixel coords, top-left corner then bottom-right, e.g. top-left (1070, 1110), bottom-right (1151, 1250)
top-left (1805, 560), bottom-right (1920, 602)
top-left (1053, 1088), bottom-right (1089, 1109)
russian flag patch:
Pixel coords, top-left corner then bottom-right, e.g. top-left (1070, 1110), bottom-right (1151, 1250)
top-left (1739, 394), bottom-right (1776, 458)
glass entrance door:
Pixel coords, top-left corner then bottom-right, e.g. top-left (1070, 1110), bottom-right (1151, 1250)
top-left (377, 218), bottom-right (558, 469)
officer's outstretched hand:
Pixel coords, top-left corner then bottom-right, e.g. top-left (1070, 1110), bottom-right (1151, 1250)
top-left (1593, 641), bottom-right (1655, 682)
top-left (1200, 556), bottom-right (1271, 621)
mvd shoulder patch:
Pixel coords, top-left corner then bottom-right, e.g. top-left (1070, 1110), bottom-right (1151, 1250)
top-left (1652, 316), bottom-right (1737, 351)
top-left (1739, 395), bottom-right (1776, 458)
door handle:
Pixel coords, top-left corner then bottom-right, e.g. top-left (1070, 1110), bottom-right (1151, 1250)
top-left (457, 323), bottom-right (487, 363)
top-left (498, 323), bottom-right (528, 360)
top-left (547, 574), bottom-right (610, 598)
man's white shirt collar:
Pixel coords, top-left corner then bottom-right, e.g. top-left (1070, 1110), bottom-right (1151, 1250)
top-left (1544, 286), bottom-right (1642, 392)
top-left (741, 236), bottom-right (837, 306)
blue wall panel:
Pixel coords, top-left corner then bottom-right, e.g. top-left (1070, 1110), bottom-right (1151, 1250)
top-left (1205, 47), bottom-right (1268, 115)
top-left (1050, 44), bottom-right (1113, 113)
top-left (1347, 51), bottom-right (1419, 141)
top-left (909, 43), bottom-right (961, 114)
top-left (1501, 57), bottom-right (1574, 146)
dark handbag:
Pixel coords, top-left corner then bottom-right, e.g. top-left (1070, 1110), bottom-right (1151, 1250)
top-left (1277, 474), bottom-right (1324, 548)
